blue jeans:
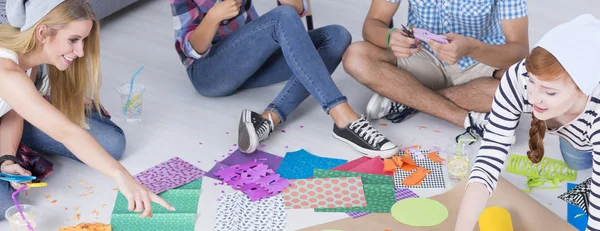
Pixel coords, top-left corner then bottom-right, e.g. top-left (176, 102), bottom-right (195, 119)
top-left (186, 6), bottom-right (352, 122)
top-left (20, 112), bottom-right (126, 162)
top-left (560, 137), bottom-right (592, 170)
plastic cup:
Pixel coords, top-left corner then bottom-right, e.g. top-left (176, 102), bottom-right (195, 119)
top-left (117, 83), bottom-right (145, 123)
top-left (5, 204), bottom-right (37, 231)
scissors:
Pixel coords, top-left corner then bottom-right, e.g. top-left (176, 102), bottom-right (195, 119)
top-left (0, 172), bottom-right (36, 183)
top-left (401, 24), bottom-right (449, 45)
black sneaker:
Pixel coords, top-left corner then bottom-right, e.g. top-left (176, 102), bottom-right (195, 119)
top-left (333, 117), bottom-right (399, 158)
top-left (238, 109), bottom-right (274, 154)
top-left (365, 94), bottom-right (417, 123)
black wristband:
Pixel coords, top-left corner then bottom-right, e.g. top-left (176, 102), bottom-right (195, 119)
top-left (0, 155), bottom-right (19, 167)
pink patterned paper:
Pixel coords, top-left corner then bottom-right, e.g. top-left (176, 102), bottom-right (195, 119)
top-left (134, 157), bottom-right (206, 194)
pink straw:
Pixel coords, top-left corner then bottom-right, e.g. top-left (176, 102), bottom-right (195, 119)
top-left (11, 185), bottom-right (34, 231)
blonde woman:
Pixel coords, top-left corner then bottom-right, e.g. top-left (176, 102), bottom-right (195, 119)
top-left (0, 0), bottom-right (172, 219)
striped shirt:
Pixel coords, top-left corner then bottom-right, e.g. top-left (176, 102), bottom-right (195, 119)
top-left (386, 0), bottom-right (528, 70)
top-left (169, 0), bottom-right (308, 68)
top-left (468, 60), bottom-right (600, 230)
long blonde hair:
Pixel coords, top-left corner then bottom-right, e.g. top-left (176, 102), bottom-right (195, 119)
top-left (0, 0), bottom-right (101, 127)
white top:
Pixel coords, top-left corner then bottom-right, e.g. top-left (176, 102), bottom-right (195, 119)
top-left (0, 48), bottom-right (19, 117)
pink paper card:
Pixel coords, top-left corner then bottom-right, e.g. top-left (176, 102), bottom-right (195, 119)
top-left (134, 157), bottom-right (206, 194)
top-left (332, 157), bottom-right (371, 171)
top-left (349, 157), bottom-right (393, 176)
top-left (283, 177), bottom-right (367, 209)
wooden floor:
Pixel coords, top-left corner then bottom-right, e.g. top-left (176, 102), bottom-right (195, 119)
top-left (1, 0), bottom-right (598, 230)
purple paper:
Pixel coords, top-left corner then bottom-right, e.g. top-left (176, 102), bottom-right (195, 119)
top-left (134, 157), bottom-right (206, 194)
top-left (216, 161), bottom-right (289, 201)
top-left (346, 188), bottom-right (418, 219)
top-left (206, 150), bottom-right (283, 180)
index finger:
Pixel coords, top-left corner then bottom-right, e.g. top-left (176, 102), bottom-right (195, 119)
top-left (150, 193), bottom-right (175, 211)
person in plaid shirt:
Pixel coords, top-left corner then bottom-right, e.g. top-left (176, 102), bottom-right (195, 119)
top-left (168, 0), bottom-right (400, 158)
top-left (343, 0), bottom-right (529, 142)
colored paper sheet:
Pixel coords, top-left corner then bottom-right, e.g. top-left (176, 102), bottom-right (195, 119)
top-left (206, 150), bottom-right (283, 180)
top-left (283, 177), bottom-right (367, 209)
top-left (134, 157), bottom-right (206, 194)
top-left (347, 188), bottom-right (419, 218)
top-left (313, 169), bottom-right (393, 185)
top-left (315, 184), bottom-right (396, 213)
top-left (215, 191), bottom-right (286, 231)
top-left (110, 179), bottom-right (202, 231)
top-left (276, 149), bottom-right (347, 179)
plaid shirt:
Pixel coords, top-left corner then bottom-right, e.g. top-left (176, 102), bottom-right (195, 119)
top-left (387, 0), bottom-right (528, 70)
top-left (169, 0), bottom-right (308, 68)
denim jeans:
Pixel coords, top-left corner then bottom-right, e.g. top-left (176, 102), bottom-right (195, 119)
top-left (186, 6), bottom-right (352, 122)
top-left (20, 112), bottom-right (126, 162)
top-left (560, 137), bottom-right (592, 170)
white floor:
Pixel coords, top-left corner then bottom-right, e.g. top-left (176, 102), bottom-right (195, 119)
top-left (1, 0), bottom-right (600, 230)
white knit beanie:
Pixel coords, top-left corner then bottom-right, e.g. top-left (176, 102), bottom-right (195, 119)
top-left (535, 14), bottom-right (600, 95)
top-left (6, 0), bottom-right (65, 32)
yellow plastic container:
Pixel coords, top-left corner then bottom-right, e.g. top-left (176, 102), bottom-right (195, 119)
top-left (478, 206), bottom-right (514, 231)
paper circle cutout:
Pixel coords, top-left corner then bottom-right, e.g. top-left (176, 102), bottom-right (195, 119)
top-left (391, 198), bottom-right (448, 227)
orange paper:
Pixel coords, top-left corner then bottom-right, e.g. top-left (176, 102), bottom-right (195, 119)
top-left (59, 223), bottom-right (111, 231)
top-left (427, 152), bottom-right (445, 163)
top-left (400, 154), bottom-right (417, 172)
top-left (391, 156), bottom-right (403, 167)
top-left (402, 167), bottom-right (431, 186)
top-left (383, 159), bottom-right (397, 173)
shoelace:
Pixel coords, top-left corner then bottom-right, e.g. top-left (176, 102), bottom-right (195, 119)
top-left (388, 101), bottom-right (406, 114)
top-left (349, 119), bottom-right (385, 146)
top-left (257, 114), bottom-right (274, 141)
top-left (455, 114), bottom-right (486, 143)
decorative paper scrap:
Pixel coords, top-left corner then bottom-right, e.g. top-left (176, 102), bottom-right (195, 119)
top-left (393, 150), bottom-right (445, 189)
top-left (347, 188), bottom-right (419, 218)
top-left (215, 161), bottom-right (289, 201)
top-left (276, 149), bottom-right (347, 179)
top-left (59, 223), bottom-right (110, 231)
top-left (315, 184), bottom-right (396, 213)
top-left (134, 157), bottom-right (206, 194)
top-left (283, 177), bottom-right (367, 209)
top-left (566, 182), bottom-right (588, 231)
top-left (111, 179), bottom-right (202, 231)
top-left (402, 166), bottom-right (431, 186)
top-left (215, 191), bottom-right (286, 231)
top-left (333, 157), bottom-right (393, 176)
top-left (206, 149), bottom-right (283, 180)
top-left (559, 178), bottom-right (591, 215)
top-left (312, 169), bottom-right (394, 185)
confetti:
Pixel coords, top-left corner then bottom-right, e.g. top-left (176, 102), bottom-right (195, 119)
top-left (418, 126), bottom-right (427, 129)
top-left (285, 146), bottom-right (288, 148)
top-left (226, 132), bottom-right (230, 134)
top-left (261, 144), bottom-right (266, 148)
top-left (102, 204), bottom-right (107, 208)
top-left (300, 125), bottom-right (304, 128)
top-left (74, 213), bottom-right (80, 220)
top-left (281, 130), bottom-right (286, 133)
top-left (68, 185), bottom-right (72, 189)
top-left (79, 180), bottom-right (86, 185)
top-left (45, 194), bottom-right (51, 199)
top-left (433, 130), bottom-right (441, 133)
top-left (112, 188), bottom-right (118, 191)
top-left (86, 186), bottom-right (94, 191)
top-left (50, 200), bottom-right (57, 204)
top-left (65, 208), bottom-right (68, 211)
top-left (199, 142), bottom-right (203, 145)
top-left (379, 123), bottom-right (388, 126)
top-left (25, 192), bottom-right (28, 196)
top-left (80, 192), bottom-right (95, 197)
top-left (92, 209), bottom-right (99, 216)
top-left (233, 144), bottom-right (237, 147)
top-left (197, 161), bottom-right (201, 163)
top-left (75, 207), bottom-right (79, 211)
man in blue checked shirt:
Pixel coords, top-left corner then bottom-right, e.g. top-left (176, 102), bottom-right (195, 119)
top-left (343, 0), bottom-right (529, 142)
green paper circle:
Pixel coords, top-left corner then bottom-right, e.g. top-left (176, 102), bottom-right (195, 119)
top-left (391, 198), bottom-right (448, 227)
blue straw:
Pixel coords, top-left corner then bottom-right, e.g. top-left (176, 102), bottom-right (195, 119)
top-left (123, 66), bottom-right (144, 115)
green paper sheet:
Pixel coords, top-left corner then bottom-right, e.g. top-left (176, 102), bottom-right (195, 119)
top-left (313, 169), bottom-right (394, 185)
top-left (314, 184), bottom-right (396, 213)
top-left (110, 179), bottom-right (202, 231)
top-left (391, 198), bottom-right (448, 227)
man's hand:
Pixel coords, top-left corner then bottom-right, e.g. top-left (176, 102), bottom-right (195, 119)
top-left (388, 29), bottom-right (422, 58)
top-left (427, 33), bottom-right (476, 64)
